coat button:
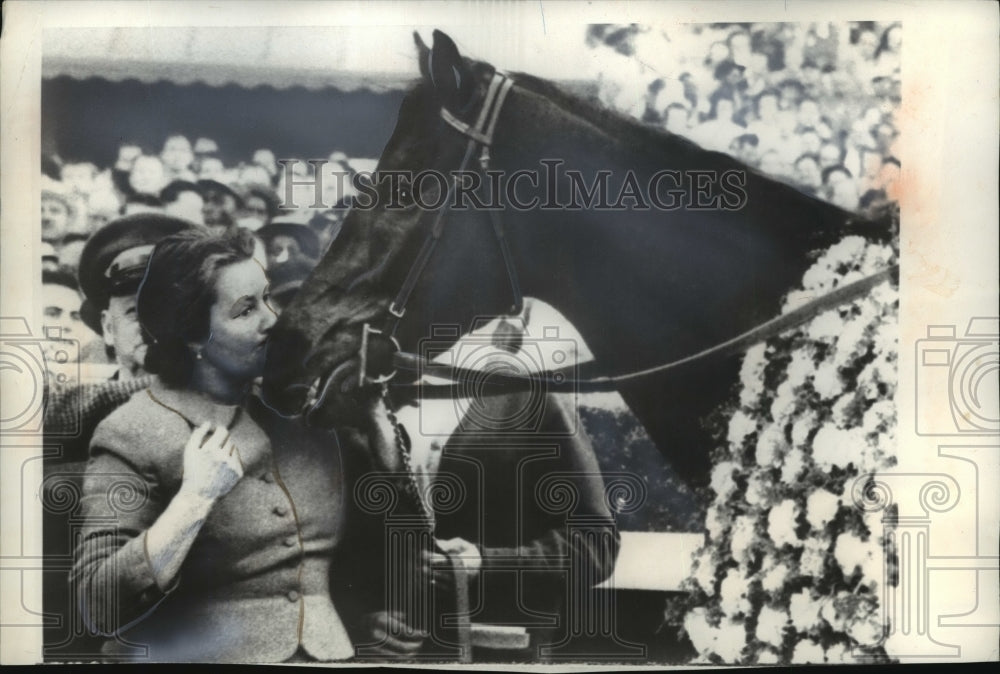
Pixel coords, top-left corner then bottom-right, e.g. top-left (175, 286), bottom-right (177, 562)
top-left (283, 536), bottom-right (297, 547)
top-left (261, 473), bottom-right (274, 483)
top-left (273, 505), bottom-right (288, 517)
top-left (287, 590), bottom-right (300, 602)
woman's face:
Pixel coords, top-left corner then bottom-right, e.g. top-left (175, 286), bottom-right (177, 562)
top-left (199, 258), bottom-right (277, 384)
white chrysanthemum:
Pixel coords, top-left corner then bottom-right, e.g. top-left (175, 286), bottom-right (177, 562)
top-left (755, 423), bottom-right (785, 467)
top-left (739, 343), bottom-right (768, 403)
top-left (870, 281), bottom-right (897, 312)
top-left (813, 425), bottom-right (867, 471)
top-left (789, 590), bottom-right (823, 632)
top-left (834, 532), bottom-right (875, 578)
top-left (683, 607), bottom-right (717, 656)
top-left (782, 289), bottom-right (815, 314)
top-left (727, 409), bottom-right (758, 447)
top-left (770, 380), bottom-right (798, 423)
top-left (830, 392), bottom-right (864, 430)
top-left (825, 235), bottom-right (868, 267)
top-left (761, 562), bottom-right (790, 594)
top-left (820, 594), bottom-right (846, 631)
top-left (847, 606), bottom-right (884, 645)
top-left (813, 360), bottom-right (845, 399)
top-left (745, 472), bottom-right (774, 508)
top-left (791, 412), bottom-right (819, 447)
top-left (839, 270), bottom-right (866, 288)
top-left (791, 638), bottom-right (826, 664)
top-left (785, 349), bottom-right (816, 388)
top-left (715, 618), bottom-right (747, 663)
top-left (705, 503), bottom-right (728, 541)
top-left (801, 259), bottom-right (836, 293)
top-left (858, 356), bottom-right (897, 401)
top-left (862, 400), bottom-right (895, 434)
top-left (799, 536), bottom-right (829, 578)
top-left (756, 648), bottom-right (780, 664)
top-left (833, 318), bottom-right (871, 367)
top-left (808, 309), bottom-right (843, 343)
top-left (710, 461), bottom-right (740, 499)
top-left (768, 499), bottom-right (802, 548)
top-left (861, 243), bottom-right (894, 275)
top-left (755, 604), bottom-right (789, 648)
top-left (693, 549), bottom-right (718, 596)
top-left (730, 515), bottom-right (758, 563)
top-left (824, 641), bottom-right (847, 663)
top-left (719, 568), bottom-right (751, 616)
top-left (781, 445), bottom-right (808, 483)
top-left (806, 489), bottom-right (841, 530)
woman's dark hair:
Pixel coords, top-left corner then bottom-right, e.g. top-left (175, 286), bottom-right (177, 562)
top-left (137, 227), bottom-right (257, 388)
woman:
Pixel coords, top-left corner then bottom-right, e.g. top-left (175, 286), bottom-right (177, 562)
top-left (71, 227), bottom-right (409, 662)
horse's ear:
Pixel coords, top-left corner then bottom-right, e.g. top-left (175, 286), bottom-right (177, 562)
top-left (428, 29), bottom-right (473, 110)
top-left (414, 31), bottom-right (430, 80)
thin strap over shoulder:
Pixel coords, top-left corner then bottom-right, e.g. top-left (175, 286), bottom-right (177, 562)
top-left (146, 389), bottom-right (197, 430)
top-left (145, 389), bottom-right (243, 431)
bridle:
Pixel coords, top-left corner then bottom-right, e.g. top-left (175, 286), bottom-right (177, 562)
top-left (314, 67), bottom-right (897, 405)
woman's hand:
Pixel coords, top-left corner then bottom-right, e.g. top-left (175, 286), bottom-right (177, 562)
top-left (178, 422), bottom-right (244, 502)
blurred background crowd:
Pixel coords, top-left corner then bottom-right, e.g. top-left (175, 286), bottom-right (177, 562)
top-left (40, 138), bottom-right (376, 369)
top-left (40, 21), bottom-right (901, 379)
top-left (588, 20), bottom-right (902, 211)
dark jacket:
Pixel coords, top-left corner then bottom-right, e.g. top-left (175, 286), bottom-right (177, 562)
top-left (433, 392), bottom-right (621, 650)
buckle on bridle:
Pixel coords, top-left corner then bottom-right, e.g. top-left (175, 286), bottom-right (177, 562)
top-left (359, 322), bottom-right (400, 387)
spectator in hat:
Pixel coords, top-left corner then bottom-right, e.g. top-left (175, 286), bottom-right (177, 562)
top-left (197, 179), bottom-right (244, 234)
top-left (41, 242), bottom-right (61, 273)
top-left (61, 162), bottom-right (99, 197)
top-left (161, 134), bottom-right (197, 182)
top-left (129, 155), bottom-right (168, 197)
top-left (256, 217), bottom-right (321, 268)
top-left (252, 148), bottom-right (279, 183)
top-left (793, 153), bottom-right (823, 194)
top-left (42, 184), bottom-right (77, 244)
top-left (689, 92), bottom-right (745, 153)
top-left (265, 255), bottom-right (316, 314)
top-left (42, 268), bottom-right (103, 368)
top-left (57, 233), bottom-right (90, 276)
top-left (198, 156), bottom-right (226, 182)
top-left (78, 213), bottom-right (200, 380)
top-left (237, 184), bottom-right (280, 232)
top-left (161, 180), bottom-right (205, 225)
top-left (663, 102), bottom-right (691, 136)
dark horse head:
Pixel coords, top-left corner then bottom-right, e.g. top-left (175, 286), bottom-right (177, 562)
top-left (263, 30), bottom-right (892, 487)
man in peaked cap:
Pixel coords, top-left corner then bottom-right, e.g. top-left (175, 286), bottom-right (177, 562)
top-left (78, 213), bottom-right (200, 380)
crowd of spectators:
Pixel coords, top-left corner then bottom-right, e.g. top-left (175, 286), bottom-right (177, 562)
top-left (41, 135), bottom-right (374, 372)
top-left (589, 21), bottom-right (902, 211)
top-left (42, 21), bottom-right (903, 372)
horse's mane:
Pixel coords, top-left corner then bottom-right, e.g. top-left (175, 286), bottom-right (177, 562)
top-left (507, 71), bottom-right (862, 222)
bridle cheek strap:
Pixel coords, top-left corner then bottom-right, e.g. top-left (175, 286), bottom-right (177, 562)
top-left (385, 70), bottom-right (520, 332)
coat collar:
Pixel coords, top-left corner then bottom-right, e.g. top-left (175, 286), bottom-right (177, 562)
top-left (146, 377), bottom-right (243, 429)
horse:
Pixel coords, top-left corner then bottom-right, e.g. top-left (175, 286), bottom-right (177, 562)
top-left (262, 29), bottom-right (893, 498)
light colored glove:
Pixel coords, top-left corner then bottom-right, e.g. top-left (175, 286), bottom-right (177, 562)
top-left (178, 422), bottom-right (244, 502)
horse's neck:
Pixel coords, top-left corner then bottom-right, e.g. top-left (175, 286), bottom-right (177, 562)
top-left (495, 86), bottom-right (852, 373)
